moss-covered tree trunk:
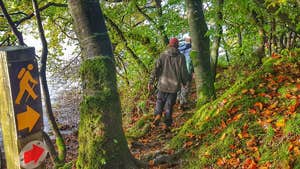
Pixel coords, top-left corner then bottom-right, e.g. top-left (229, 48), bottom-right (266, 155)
top-left (185, 0), bottom-right (216, 105)
top-left (68, 1), bottom-right (138, 168)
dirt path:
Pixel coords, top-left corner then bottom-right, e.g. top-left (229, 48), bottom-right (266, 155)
top-left (130, 81), bottom-right (197, 168)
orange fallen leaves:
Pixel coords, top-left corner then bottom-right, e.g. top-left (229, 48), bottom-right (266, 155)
top-left (183, 141), bottom-right (193, 148)
top-left (216, 157), bottom-right (226, 167)
top-left (297, 83), bottom-right (300, 90)
top-left (249, 89), bottom-right (256, 95)
top-left (233, 113), bottom-right (243, 121)
top-left (221, 120), bottom-right (227, 129)
top-left (293, 146), bottom-right (300, 155)
top-left (242, 158), bottom-right (257, 169)
top-left (262, 109), bottom-right (272, 116)
top-left (267, 101), bottom-right (278, 109)
top-left (228, 157), bottom-right (240, 167)
top-left (148, 160), bottom-right (155, 166)
top-left (271, 52), bottom-right (281, 59)
top-left (228, 106), bottom-right (239, 114)
top-left (242, 89), bottom-right (248, 94)
top-left (275, 119), bottom-right (285, 128)
top-left (249, 108), bottom-right (257, 114)
top-left (254, 102), bottom-right (263, 111)
top-left (185, 132), bottom-right (195, 138)
top-left (276, 75), bottom-right (286, 83)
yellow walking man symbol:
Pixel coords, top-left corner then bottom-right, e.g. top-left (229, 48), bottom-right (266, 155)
top-left (15, 64), bottom-right (38, 105)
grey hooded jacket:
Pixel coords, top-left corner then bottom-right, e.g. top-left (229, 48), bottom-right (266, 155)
top-left (149, 46), bottom-right (189, 93)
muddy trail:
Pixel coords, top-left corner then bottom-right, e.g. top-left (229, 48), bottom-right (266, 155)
top-left (129, 81), bottom-right (197, 169)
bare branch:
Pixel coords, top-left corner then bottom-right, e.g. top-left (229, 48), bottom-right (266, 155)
top-left (16, 2), bottom-right (67, 26)
top-left (104, 14), bottom-right (149, 73)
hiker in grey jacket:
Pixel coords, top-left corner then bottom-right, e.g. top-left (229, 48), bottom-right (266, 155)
top-left (148, 37), bottom-right (189, 132)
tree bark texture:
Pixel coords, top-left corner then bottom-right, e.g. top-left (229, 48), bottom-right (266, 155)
top-left (251, 10), bottom-right (266, 66)
top-left (68, 1), bottom-right (138, 168)
top-left (185, 0), bottom-right (216, 105)
top-left (32, 0), bottom-right (66, 164)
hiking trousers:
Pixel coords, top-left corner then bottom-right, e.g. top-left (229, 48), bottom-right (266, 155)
top-left (154, 91), bottom-right (177, 127)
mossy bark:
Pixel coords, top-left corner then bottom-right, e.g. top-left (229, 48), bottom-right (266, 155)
top-left (185, 0), bottom-right (216, 105)
top-left (68, 0), bottom-right (138, 168)
top-left (77, 57), bottom-right (137, 169)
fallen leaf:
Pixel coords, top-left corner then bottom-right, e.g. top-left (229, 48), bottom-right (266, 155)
top-left (246, 138), bottom-right (256, 147)
top-left (216, 158), bottom-right (226, 166)
top-left (276, 75), bottom-right (285, 83)
top-left (230, 145), bottom-right (236, 149)
top-left (228, 106), bottom-right (239, 114)
top-left (183, 141), bottom-right (193, 148)
top-left (238, 133), bottom-right (243, 139)
top-left (221, 120), bottom-right (227, 129)
top-left (228, 158), bottom-right (240, 167)
top-left (243, 158), bottom-right (257, 169)
top-left (288, 144), bottom-right (294, 152)
top-left (297, 84), bottom-right (300, 90)
top-left (233, 113), bottom-right (243, 121)
top-left (254, 102), bottom-right (263, 111)
top-left (236, 149), bottom-right (243, 154)
top-left (267, 101), bottom-right (278, 109)
top-left (271, 52), bottom-right (280, 59)
top-left (263, 109), bottom-right (272, 116)
top-left (242, 131), bottom-right (250, 138)
top-left (275, 119), bottom-right (285, 128)
top-left (285, 93), bottom-right (293, 99)
top-left (186, 132), bottom-right (195, 138)
top-left (249, 89), bottom-right (256, 95)
top-left (220, 133), bottom-right (227, 140)
top-left (242, 89), bottom-right (248, 94)
top-left (249, 109), bottom-right (257, 114)
top-left (294, 146), bottom-right (300, 155)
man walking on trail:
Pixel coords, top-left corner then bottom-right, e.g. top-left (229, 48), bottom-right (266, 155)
top-left (148, 37), bottom-right (189, 132)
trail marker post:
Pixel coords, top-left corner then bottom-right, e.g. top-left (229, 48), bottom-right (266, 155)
top-left (0, 47), bottom-right (48, 169)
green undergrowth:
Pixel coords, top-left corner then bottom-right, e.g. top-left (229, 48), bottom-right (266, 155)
top-left (170, 52), bottom-right (300, 168)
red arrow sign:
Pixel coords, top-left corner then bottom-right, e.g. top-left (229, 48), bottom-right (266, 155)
top-left (24, 144), bottom-right (45, 164)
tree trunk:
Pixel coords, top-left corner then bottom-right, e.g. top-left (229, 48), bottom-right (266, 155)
top-left (185, 0), bottom-right (216, 106)
top-left (32, 0), bottom-right (66, 164)
top-left (154, 0), bottom-right (169, 45)
top-left (210, 0), bottom-right (223, 82)
top-left (68, 1), bottom-right (140, 168)
top-left (251, 10), bottom-right (266, 66)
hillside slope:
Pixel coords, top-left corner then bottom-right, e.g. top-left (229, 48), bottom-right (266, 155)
top-left (170, 52), bottom-right (300, 169)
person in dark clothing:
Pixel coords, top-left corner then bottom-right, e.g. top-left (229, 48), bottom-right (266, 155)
top-left (148, 37), bottom-right (189, 132)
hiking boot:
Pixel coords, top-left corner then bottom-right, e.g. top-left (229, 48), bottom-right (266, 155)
top-left (153, 114), bottom-right (161, 126)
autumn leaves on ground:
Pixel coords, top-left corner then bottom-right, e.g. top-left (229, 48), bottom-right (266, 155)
top-left (125, 52), bottom-right (300, 169)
